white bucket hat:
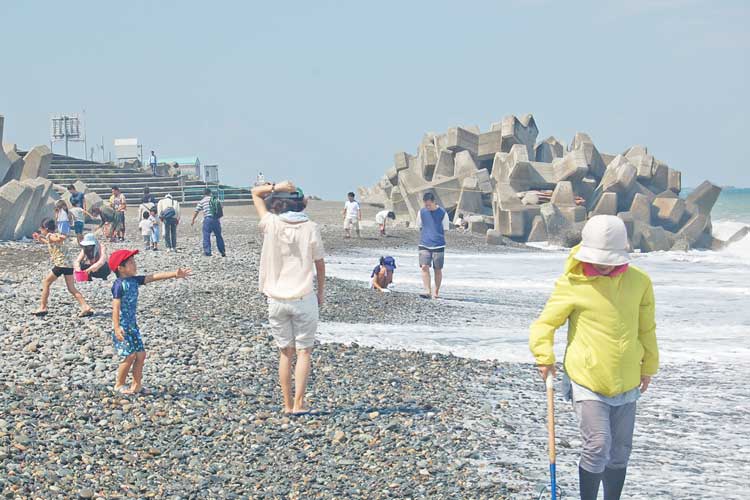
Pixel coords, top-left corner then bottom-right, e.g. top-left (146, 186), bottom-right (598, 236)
top-left (80, 233), bottom-right (98, 246)
top-left (575, 215), bottom-right (631, 266)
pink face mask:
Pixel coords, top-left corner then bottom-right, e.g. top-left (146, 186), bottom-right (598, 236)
top-left (582, 262), bottom-right (629, 277)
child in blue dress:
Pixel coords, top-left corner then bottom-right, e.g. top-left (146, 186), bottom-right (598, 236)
top-left (108, 249), bottom-right (191, 394)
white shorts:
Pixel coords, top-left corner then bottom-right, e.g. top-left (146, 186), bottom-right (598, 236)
top-left (267, 293), bottom-right (318, 349)
top-left (344, 217), bottom-right (360, 230)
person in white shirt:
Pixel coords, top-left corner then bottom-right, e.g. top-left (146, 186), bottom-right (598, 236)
top-left (157, 194), bottom-right (181, 252)
top-left (138, 211), bottom-right (154, 250)
top-left (375, 210), bottom-right (396, 236)
top-left (149, 150), bottom-right (157, 176)
top-left (251, 180), bottom-right (325, 415)
top-left (342, 192), bottom-right (362, 239)
top-left (255, 172), bottom-right (266, 186)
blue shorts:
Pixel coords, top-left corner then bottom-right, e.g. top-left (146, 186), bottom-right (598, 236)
top-left (57, 221), bottom-right (71, 235)
top-left (151, 225), bottom-right (160, 243)
top-left (113, 327), bottom-right (145, 358)
top-left (74, 221), bottom-right (85, 235)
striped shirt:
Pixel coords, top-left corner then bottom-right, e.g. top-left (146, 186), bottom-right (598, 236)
top-left (195, 196), bottom-right (212, 217)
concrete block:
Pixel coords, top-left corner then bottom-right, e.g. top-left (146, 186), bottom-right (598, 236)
top-left (434, 149), bottom-right (455, 179)
top-left (634, 222), bottom-right (673, 252)
top-left (624, 146), bottom-right (655, 182)
top-left (394, 152), bottom-right (413, 172)
top-left (20, 145), bottom-right (52, 180)
top-left (0, 117), bottom-right (11, 182)
top-left (534, 136), bottom-right (565, 163)
top-left (496, 208), bottom-right (526, 238)
top-left (15, 178), bottom-right (54, 239)
top-left (667, 168), bottom-right (681, 193)
top-left (417, 143), bottom-right (438, 181)
top-left (617, 212), bottom-right (636, 243)
top-left (430, 176), bottom-right (463, 211)
top-left (445, 127), bottom-right (479, 154)
top-left (2, 143), bottom-right (24, 184)
top-left (0, 180), bottom-right (34, 240)
top-left (499, 114), bottom-right (538, 159)
top-left (648, 161), bottom-right (669, 193)
top-left (560, 205), bottom-right (587, 224)
top-left (550, 181), bottom-right (576, 206)
top-left (569, 132), bottom-right (606, 179)
top-left (389, 187), bottom-right (409, 217)
top-left (84, 191), bottom-right (104, 219)
top-left (467, 215), bottom-right (490, 234)
top-left (652, 196), bottom-right (686, 230)
top-left (494, 182), bottom-right (523, 210)
top-left (386, 167), bottom-right (398, 185)
top-left (685, 180), bottom-right (721, 216)
top-left (600, 155), bottom-right (637, 194)
top-left (541, 202), bottom-right (580, 246)
top-left (592, 192), bottom-right (618, 216)
top-left (723, 226), bottom-right (750, 246)
top-left (527, 215), bottom-right (548, 242)
top-left (475, 168), bottom-right (493, 193)
top-left (676, 213), bottom-right (709, 247)
top-left (553, 149), bottom-right (589, 183)
top-left (456, 183), bottom-right (484, 218)
top-left (454, 151), bottom-right (479, 179)
top-left (630, 193), bottom-right (652, 225)
top-left (478, 130), bottom-right (503, 161)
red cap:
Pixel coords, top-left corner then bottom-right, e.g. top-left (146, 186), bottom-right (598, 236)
top-left (109, 249), bottom-right (139, 272)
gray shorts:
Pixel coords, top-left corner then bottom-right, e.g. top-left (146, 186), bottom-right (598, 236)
top-left (574, 400), bottom-right (636, 473)
top-left (419, 248), bottom-right (445, 270)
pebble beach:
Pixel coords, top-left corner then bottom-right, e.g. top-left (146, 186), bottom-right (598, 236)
top-left (1, 201), bottom-right (747, 499)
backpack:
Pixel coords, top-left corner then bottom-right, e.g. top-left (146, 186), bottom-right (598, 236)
top-left (209, 196), bottom-right (223, 219)
top-left (160, 199), bottom-right (177, 221)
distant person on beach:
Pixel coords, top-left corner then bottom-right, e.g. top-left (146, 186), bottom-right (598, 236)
top-left (455, 213), bottom-right (469, 232)
top-left (530, 215), bottom-right (659, 500)
top-left (31, 218), bottom-right (94, 317)
top-left (157, 193), bottom-right (180, 252)
top-left (142, 187), bottom-right (156, 205)
top-left (149, 150), bottom-right (158, 176)
top-left (139, 211), bottom-right (154, 250)
top-left (55, 200), bottom-right (71, 236)
top-left (67, 184), bottom-right (85, 212)
top-left (251, 180), bottom-right (325, 415)
top-left (109, 186), bottom-right (127, 241)
top-left (149, 207), bottom-right (160, 251)
top-left (109, 249), bottom-right (191, 394)
top-left (416, 192), bottom-right (449, 299)
top-left (69, 200), bottom-right (91, 244)
top-left (375, 210), bottom-right (396, 236)
top-left (371, 256), bottom-right (396, 292)
top-left (90, 206), bottom-right (115, 240)
top-left (255, 171), bottom-right (266, 186)
top-left (74, 233), bottom-right (111, 281)
top-left (343, 192), bottom-right (361, 239)
top-left (191, 188), bottom-right (226, 257)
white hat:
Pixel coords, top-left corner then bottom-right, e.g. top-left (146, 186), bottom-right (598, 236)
top-left (80, 233), bottom-right (98, 246)
top-left (574, 215), bottom-right (630, 266)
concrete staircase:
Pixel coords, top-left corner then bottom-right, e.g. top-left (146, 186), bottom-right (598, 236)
top-left (39, 153), bottom-right (252, 205)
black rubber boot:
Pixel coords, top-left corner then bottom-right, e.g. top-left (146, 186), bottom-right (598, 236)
top-left (603, 467), bottom-right (627, 500)
top-left (579, 466), bottom-right (603, 500)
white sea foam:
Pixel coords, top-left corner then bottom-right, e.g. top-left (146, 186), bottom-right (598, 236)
top-left (324, 245), bottom-right (750, 365)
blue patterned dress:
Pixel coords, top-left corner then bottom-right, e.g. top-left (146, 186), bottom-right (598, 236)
top-left (111, 275), bottom-right (146, 357)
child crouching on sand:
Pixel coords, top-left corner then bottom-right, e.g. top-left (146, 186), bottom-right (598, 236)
top-left (108, 249), bottom-right (191, 394)
top-left (32, 218), bottom-right (94, 317)
top-left (371, 256), bottom-right (396, 292)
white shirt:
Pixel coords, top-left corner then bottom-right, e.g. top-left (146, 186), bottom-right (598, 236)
top-left (344, 200), bottom-right (360, 219)
top-left (149, 154), bottom-right (157, 165)
top-left (258, 213), bottom-right (325, 300)
top-left (375, 210), bottom-right (390, 224)
top-left (57, 210), bottom-right (69, 222)
top-left (157, 196), bottom-right (181, 220)
top-left (139, 219), bottom-right (153, 236)
top-left (70, 207), bottom-right (84, 223)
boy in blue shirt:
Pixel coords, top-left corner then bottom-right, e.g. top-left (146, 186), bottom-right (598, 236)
top-left (108, 249), bottom-right (191, 394)
top-left (416, 192), bottom-right (449, 299)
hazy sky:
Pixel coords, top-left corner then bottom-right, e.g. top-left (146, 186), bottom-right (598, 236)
top-left (2, 1), bottom-right (748, 198)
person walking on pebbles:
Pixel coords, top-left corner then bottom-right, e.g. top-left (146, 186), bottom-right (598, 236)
top-left (251, 180), bottom-right (325, 415)
top-left (32, 218), bottom-right (94, 317)
top-left (109, 249), bottom-right (191, 394)
top-left (416, 192), bottom-right (449, 299)
top-left (342, 191), bottom-right (361, 239)
top-left (529, 215), bottom-right (659, 500)
top-left (192, 188), bottom-right (226, 257)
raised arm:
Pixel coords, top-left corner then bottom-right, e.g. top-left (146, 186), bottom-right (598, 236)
top-left (144, 268), bottom-right (192, 284)
top-left (251, 180), bottom-right (297, 220)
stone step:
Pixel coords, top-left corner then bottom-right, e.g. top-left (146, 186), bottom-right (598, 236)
top-left (49, 168), bottom-right (143, 175)
top-left (47, 175), bottom-right (183, 185)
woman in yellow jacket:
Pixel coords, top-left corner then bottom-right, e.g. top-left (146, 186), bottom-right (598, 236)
top-left (530, 215), bottom-right (658, 500)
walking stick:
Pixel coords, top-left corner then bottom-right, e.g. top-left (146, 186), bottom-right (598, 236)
top-left (539, 372), bottom-right (563, 499)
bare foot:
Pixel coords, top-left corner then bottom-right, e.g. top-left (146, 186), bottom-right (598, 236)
top-left (123, 383), bottom-right (143, 395)
top-left (113, 385), bottom-right (127, 393)
top-left (283, 407), bottom-right (294, 414)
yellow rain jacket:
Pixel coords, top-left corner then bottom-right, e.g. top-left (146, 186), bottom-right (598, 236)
top-left (529, 245), bottom-right (658, 397)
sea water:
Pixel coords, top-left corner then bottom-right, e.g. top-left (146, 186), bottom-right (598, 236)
top-left (321, 188), bottom-right (750, 364)
top-left (320, 189), bottom-right (750, 499)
